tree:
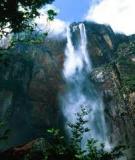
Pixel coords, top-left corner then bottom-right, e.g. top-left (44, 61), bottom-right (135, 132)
top-left (68, 106), bottom-right (125, 160)
top-left (68, 106), bottom-right (90, 159)
top-left (43, 106), bottom-right (125, 160)
top-left (0, 0), bottom-right (56, 37)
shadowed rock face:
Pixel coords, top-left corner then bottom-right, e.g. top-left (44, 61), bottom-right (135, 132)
top-left (0, 21), bottom-right (134, 153)
top-left (0, 41), bottom-right (66, 148)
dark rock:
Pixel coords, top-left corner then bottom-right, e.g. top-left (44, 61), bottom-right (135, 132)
top-left (0, 138), bottom-right (45, 160)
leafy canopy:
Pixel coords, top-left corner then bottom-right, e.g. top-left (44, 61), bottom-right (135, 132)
top-left (0, 0), bottom-right (56, 36)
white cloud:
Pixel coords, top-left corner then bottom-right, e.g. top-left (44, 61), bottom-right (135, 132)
top-left (35, 4), bottom-right (67, 37)
top-left (85, 0), bottom-right (135, 35)
top-left (47, 19), bottom-right (67, 37)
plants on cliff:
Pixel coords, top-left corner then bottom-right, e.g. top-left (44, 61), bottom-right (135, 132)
top-left (114, 41), bottom-right (135, 92)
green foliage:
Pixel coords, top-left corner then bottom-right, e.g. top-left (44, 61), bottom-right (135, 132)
top-left (44, 128), bottom-right (67, 160)
top-left (114, 41), bottom-right (135, 92)
top-left (12, 31), bottom-right (47, 45)
top-left (86, 139), bottom-right (125, 160)
top-left (68, 106), bottom-right (90, 159)
top-left (42, 106), bottom-right (125, 160)
top-left (116, 56), bottom-right (135, 92)
top-left (0, 0), bottom-right (56, 36)
top-left (0, 107), bottom-right (125, 160)
top-left (47, 9), bottom-right (57, 21)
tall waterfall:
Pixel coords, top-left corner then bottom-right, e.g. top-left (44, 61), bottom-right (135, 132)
top-left (61, 23), bottom-right (110, 149)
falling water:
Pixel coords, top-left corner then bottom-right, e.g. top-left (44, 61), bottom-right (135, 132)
top-left (61, 23), bottom-right (110, 149)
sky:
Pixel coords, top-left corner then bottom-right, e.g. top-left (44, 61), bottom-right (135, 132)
top-left (37, 0), bottom-right (135, 36)
top-left (53, 0), bottom-right (91, 22)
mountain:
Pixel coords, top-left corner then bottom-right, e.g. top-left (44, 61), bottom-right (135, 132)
top-left (0, 21), bottom-right (135, 159)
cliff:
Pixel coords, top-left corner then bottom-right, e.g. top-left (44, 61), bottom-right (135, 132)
top-left (0, 21), bottom-right (135, 159)
top-left (91, 40), bottom-right (135, 158)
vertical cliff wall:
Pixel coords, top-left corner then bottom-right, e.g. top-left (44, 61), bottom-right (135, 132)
top-left (91, 40), bottom-right (135, 159)
top-left (0, 21), bottom-right (134, 159)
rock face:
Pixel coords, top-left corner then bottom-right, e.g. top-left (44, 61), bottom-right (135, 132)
top-left (0, 40), bottom-right (66, 148)
top-left (0, 21), bottom-right (135, 158)
top-left (71, 22), bottom-right (121, 67)
top-left (91, 41), bottom-right (135, 159)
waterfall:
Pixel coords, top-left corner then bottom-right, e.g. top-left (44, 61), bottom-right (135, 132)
top-left (61, 23), bottom-right (110, 149)
top-left (63, 23), bottom-right (91, 79)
